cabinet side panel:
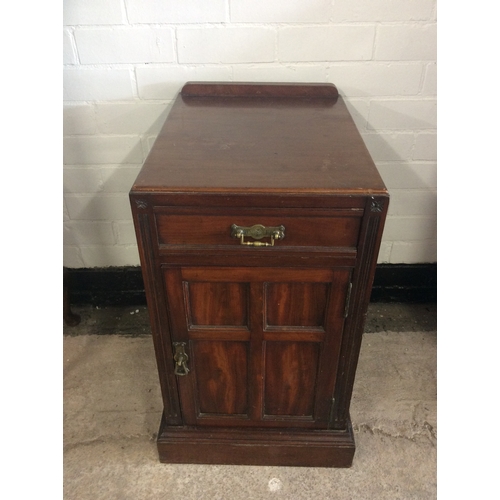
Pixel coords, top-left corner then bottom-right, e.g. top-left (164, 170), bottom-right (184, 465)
top-left (130, 201), bottom-right (182, 425)
top-left (332, 196), bottom-right (389, 430)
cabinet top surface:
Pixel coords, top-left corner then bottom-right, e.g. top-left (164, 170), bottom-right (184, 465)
top-left (132, 83), bottom-right (387, 196)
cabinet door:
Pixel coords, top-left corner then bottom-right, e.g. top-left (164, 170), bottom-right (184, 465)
top-left (163, 266), bottom-right (351, 429)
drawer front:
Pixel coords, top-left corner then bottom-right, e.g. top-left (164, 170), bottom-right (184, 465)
top-left (155, 212), bottom-right (362, 249)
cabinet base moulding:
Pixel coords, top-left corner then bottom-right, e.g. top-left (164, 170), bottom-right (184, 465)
top-left (157, 414), bottom-right (356, 467)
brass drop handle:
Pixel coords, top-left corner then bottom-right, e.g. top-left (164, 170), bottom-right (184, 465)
top-left (231, 224), bottom-right (285, 247)
top-left (173, 342), bottom-right (190, 376)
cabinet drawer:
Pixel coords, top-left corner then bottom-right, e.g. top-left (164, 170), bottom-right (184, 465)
top-left (155, 213), bottom-right (362, 249)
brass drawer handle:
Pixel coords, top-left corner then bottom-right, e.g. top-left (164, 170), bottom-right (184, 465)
top-left (231, 224), bottom-right (285, 247)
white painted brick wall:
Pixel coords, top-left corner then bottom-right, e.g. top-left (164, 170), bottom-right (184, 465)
top-left (114, 221), bottom-right (139, 245)
top-left (64, 198), bottom-right (70, 222)
top-left (413, 133), bottom-right (437, 161)
top-left (231, 0), bottom-right (333, 23)
top-left (64, 167), bottom-right (103, 193)
top-left (63, 0), bottom-right (437, 267)
top-left (331, 0), bottom-right (435, 22)
top-left (75, 27), bottom-right (176, 64)
top-left (327, 63), bottom-right (424, 97)
top-left (177, 27), bottom-right (276, 63)
top-left (383, 216), bottom-right (436, 242)
top-left (374, 24), bottom-right (437, 61)
top-left (63, 29), bottom-right (78, 65)
top-left (64, 136), bottom-right (144, 164)
top-left (136, 66), bottom-right (233, 100)
top-left (278, 26), bottom-right (375, 62)
top-left (343, 99), bottom-right (370, 131)
top-left (79, 246), bottom-right (141, 268)
top-left (367, 99), bottom-right (437, 130)
top-left (361, 133), bottom-right (415, 162)
top-left (124, 0), bottom-right (228, 24)
top-left (63, 68), bottom-right (135, 101)
top-left (63, 104), bottom-right (97, 135)
top-left (376, 163), bottom-right (437, 189)
top-left (390, 240), bottom-right (437, 264)
top-left (100, 166), bottom-right (143, 192)
top-left (63, 165), bottom-right (143, 193)
top-left (63, 0), bottom-right (125, 26)
top-left (65, 194), bottom-right (133, 221)
top-left (422, 63), bottom-right (437, 95)
top-left (95, 103), bottom-right (171, 135)
top-left (233, 64), bottom-right (327, 83)
top-left (387, 190), bottom-right (437, 216)
top-left (64, 221), bottom-right (117, 246)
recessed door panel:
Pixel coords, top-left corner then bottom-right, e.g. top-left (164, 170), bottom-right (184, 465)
top-left (264, 342), bottom-right (319, 417)
top-left (192, 340), bottom-right (249, 416)
top-left (265, 282), bottom-right (328, 328)
top-left (186, 282), bottom-right (248, 327)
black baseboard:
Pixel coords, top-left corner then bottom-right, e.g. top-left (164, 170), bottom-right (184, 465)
top-left (64, 264), bottom-right (436, 307)
top-left (369, 264), bottom-right (436, 303)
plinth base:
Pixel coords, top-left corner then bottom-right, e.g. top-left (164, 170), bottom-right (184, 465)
top-left (156, 414), bottom-right (355, 467)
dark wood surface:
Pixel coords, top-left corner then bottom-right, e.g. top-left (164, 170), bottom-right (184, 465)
top-left (155, 212), bottom-right (362, 248)
top-left (181, 81), bottom-right (340, 99)
top-left (162, 265), bottom-right (350, 429)
top-left (157, 414), bottom-right (356, 467)
top-left (131, 83), bottom-right (386, 195)
top-left (129, 82), bottom-right (389, 467)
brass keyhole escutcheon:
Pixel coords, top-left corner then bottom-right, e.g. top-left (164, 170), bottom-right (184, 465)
top-left (173, 342), bottom-right (189, 376)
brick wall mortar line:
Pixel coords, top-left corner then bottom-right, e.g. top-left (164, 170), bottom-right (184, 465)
top-left (173, 27), bottom-right (179, 64)
top-left (111, 221), bottom-right (120, 245)
top-left (66, 62), bottom-right (434, 71)
top-left (120, 0), bottom-right (131, 26)
top-left (65, 21), bottom-right (437, 29)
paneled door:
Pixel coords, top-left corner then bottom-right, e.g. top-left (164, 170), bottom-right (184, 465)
top-left (163, 266), bottom-right (352, 429)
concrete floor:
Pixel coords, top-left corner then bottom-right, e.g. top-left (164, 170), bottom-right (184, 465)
top-left (64, 303), bottom-right (437, 500)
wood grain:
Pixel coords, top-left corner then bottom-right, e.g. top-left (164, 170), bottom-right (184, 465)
top-left (186, 282), bottom-right (248, 326)
top-left (265, 282), bottom-right (328, 327)
top-left (264, 342), bottom-right (319, 417)
top-left (131, 83), bottom-right (386, 195)
top-left (193, 341), bottom-right (249, 416)
top-left (156, 214), bottom-right (361, 248)
top-left (181, 82), bottom-right (339, 99)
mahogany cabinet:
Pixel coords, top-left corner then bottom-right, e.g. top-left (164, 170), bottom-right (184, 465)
top-left (130, 82), bottom-right (389, 467)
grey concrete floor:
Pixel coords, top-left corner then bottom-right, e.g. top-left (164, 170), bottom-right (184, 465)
top-left (64, 303), bottom-right (437, 500)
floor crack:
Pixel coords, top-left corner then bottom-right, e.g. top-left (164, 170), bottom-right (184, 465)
top-left (64, 434), bottom-right (150, 452)
top-left (353, 422), bottom-right (437, 446)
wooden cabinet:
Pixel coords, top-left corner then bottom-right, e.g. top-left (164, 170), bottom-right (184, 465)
top-left (130, 82), bottom-right (389, 467)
